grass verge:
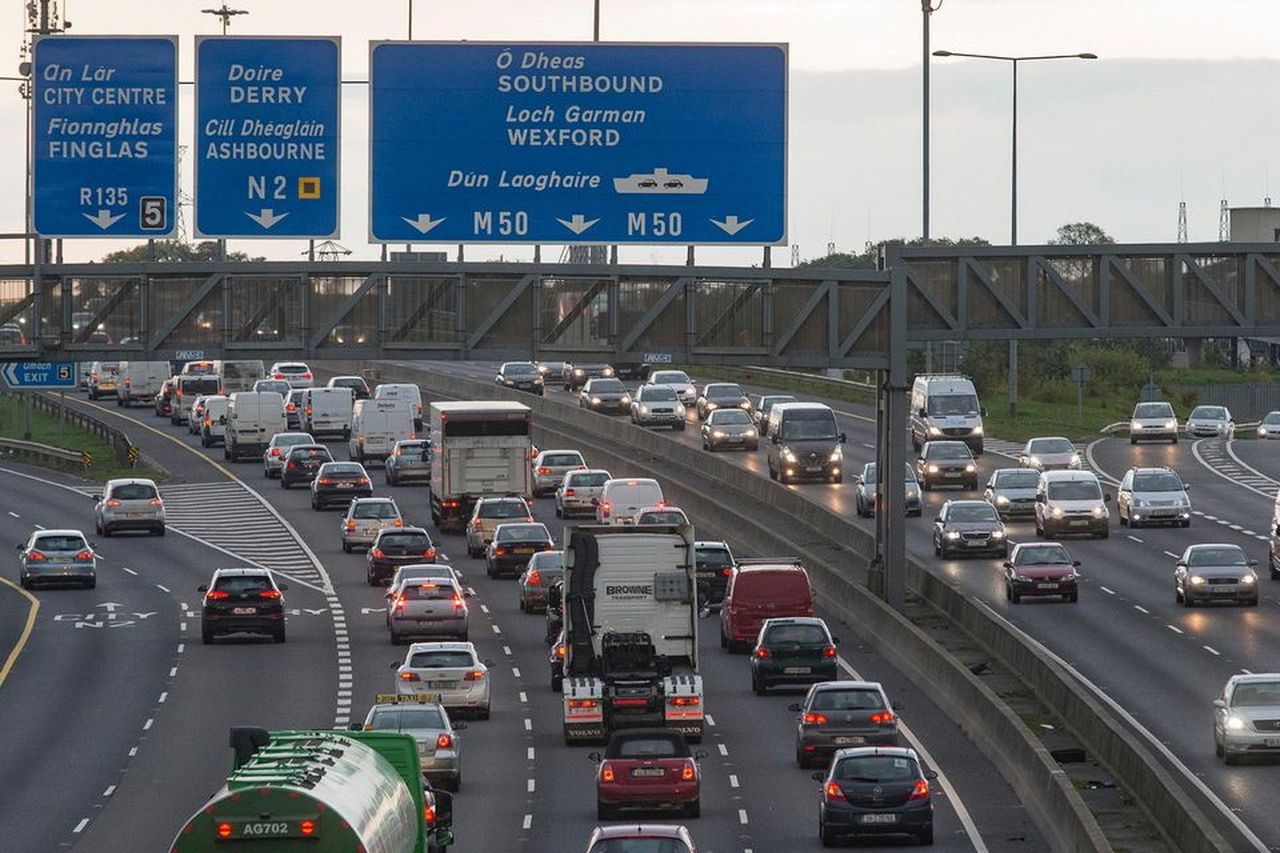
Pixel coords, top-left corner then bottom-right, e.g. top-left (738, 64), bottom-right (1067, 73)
top-left (0, 394), bottom-right (165, 482)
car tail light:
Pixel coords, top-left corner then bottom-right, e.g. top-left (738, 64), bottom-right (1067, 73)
top-left (75, 550), bottom-right (94, 560)
top-left (822, 646), bottom-right (837, 659)
top-left (302, 373), bottom-right (312, 380)
top-left (803, 712), bottom-right (827, 725)
top-left (721, 567), bottom-right (733, 576)
top-left (824, 781), bottom-right (847, 802)
top-left (681, 762), bottom-right (696, 780)
top-left (669, 696), bottom-right (699, 707)
top-left (316, 477), bottom-right (334, 485)
top-left (564, 488), bottom-right (575, 497)
top-left (399, 670), bottom-right (419, 681)
top-left (344, 520), bottom-right (356, 530)
top-left (287, 402), bottom-right (297, 413)
top-left (305, 406), bottom-right (313, 416)
top-left (463, 670), bottom-right (486, 681)
top-left (527, 570), bottom-right (541, 586)
top-left (435, 733), bottom-right (453, 750)
top-left (612, 697), bottom-right (647, 707)
top-left (422, 805), bottom-right (435, 826)
top-left (371, 548), bottom-right (385, 558)
top-left (554, 643), bottom-right (566, 659)
top-left (204, 417), bottom-right (212, 427)
top-left (409, 432), bottom-right (417, 440)
top-left (287, 461), bottom-right (298, 469)
top-left (601, 763), bottom-right (615, 782)
top-left (423, 548), bottom-right (436, 558)
top-left (357, 477), bottom-right (371, 486)
top-left (908, 779), bottom-right (930, 801)
top-left (217, 821), bottom-right (233, 839)
top-left (205, 590), bottom-right (230, 599)
top-left (870, 711), bottom-right (896, 726)
top-left (754, 647), bottom-right (770, 658)
top-left (273, 373), bottom-right (285, 380)
top-left (443, 499), bottom-right (459, 508)
top-left (270, 448), bottom-right (282, 457)
top-left (537, 466), bottom-right (551, 475)
top-left (105, 498), bottom-right (122, 508)
top-left (473, 520), bottom-right (484, 530)
top-left (452, 594), bottom-right (464, 609)
top-left (149, 498), bottom-right (163, 507)
top-left (393, 594), bottom-right (406, 611)
top-left (26, 550), bottom-right (45, 561)
top-left (600, 501), bottom-right (611, 518)
top-left (495, 547), bottom-right (508, 556)
top-left (258, 589), bottom-right (282, 600)
top-left (299, 819), bottom-right (315, 837)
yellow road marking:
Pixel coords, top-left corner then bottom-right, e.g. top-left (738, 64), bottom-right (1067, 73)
top-left (0, 576), bottom-right (40, 688)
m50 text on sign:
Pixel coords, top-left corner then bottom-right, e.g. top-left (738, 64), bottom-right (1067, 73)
top-left (369, 42), bottom-right (787, 245)
top-left (33, 36), bottom-right (178, 238)
top-left (195, 37), bottom-right (341, 239)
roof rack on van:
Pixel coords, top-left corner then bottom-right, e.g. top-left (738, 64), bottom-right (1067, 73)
top-left (734, 557), bottom-right (804, 567)
top-left (914, 373), bottom-right (972, 380)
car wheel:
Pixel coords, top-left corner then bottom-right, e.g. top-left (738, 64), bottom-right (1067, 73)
top-left (1224, 751), bottom-right (1239, 766)
top-left (1215, 735), bottom-right (1224, 758)
top-left (155, 525), bottom-right (165, 537)
top-left (18, 572), bottom-right (28, 590)
top-left (367, 567), bottom-right (377, 586)
top-left (676, 422), bottom-right (686, 432)
top-left (273, 627), bottom-right (286, 644)
top-left (1181, 519), bottom-right (1191, 528)
top-left (476, 705), bottom-right (490, 721)
top-left (390, 632), bottom-right (404, 645)
top-left (719, 625), bottom-right (728, 649)
top-left (518, 597), bottom-right (526, 613)
top-left (1119, 512), bottom-right (1128, 527)
top-left (1068, 591), bottom-right (1079, 603)
top-left (281, 479), bottom-right (290, 489)
top-left (1172, 436), bottom-right (1178, 444)
top-left (1175, 586), bottom-right (1183, 603)
top-left (1250, 596), bottom-right (1260, 607)
top-left (1184, 593), bottom-right (1195, 608)
top-left (831, 473), bottom-right (844, 485)
top-left (916, 825), bottom-right (934, 845)
top-left (1130, 436), bottom-right (1137, 445)
top-left (486, 561), bottom-right (496, 579)
top-left (820, 817), bottom-right (836, 847)
top-left (554, 504), bottom-right (562, 518)
top-left (551, 671), bottom-right (563, 692)
top-left (342, 542), bottom-right (351, 554)
top-left (597, 801), bottom-right (613, 821)
top-left (685, 799), bottom-right (701, 819)
top-left (1010, 587), bottom-right (1021, 604)
top-left (102, 526), bottom-right (113, 538)
top-left (202, 626), bottom-right (214, 645)
top-left (921, 480), bottom-right (931, 492)
top-left (1034, 521), bottom-right (1044, 538)
top-left (933, 540), bottom-right (941, 557)
top-left (767, 464), bottom-right (777, 481)
top-left (1098, 527), bottom-right (1109, 540)
top-left (752, 673), bottom-right (767, 696)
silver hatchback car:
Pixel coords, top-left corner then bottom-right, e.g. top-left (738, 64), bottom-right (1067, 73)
top-left (532, 449), bottom-right (587, 496)
top-left (94, 478), bottom-right (166, 536)
top-left (362, 697), bottom-right (465, 791)
top-left (342, 497), bottom-right (403, 553)
top-left (387, 576), bottom-right (470, 643)
top-left (555, 468), bottom-right (611, 519)
top-left (18, 528), bottom-right (96, 589)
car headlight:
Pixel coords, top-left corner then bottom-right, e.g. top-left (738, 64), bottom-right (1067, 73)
top-left (781, 448), bottom-right (797, 462)
top-left (1242, 573), bottom-right (1257, 585)
top-left (965, 464), bottom-right (976, 473)
top-left (639, 405), bottom-right (649, 415)
top-left (1051, 507), bottom-right (1065, 519)
top-left (712, 430), bottom-right (725, 438)
top-left (1091, 506), bottom-right (1105, 518)
top-left (675, 404), bottom-right (686, 415)
top-left (1226, 715), bottom-right (1248, 731)
top-left (927, 464), bottom-right (939, 474)
top-left (705, 401), bottom-right (718, 410)
top-left (1015, 574), bottom-right (1034, 582)
top-left (504, 379), bottom-right (515, 385)
top-left (740, 401), bottom-right (752, 410)
top-left (972, 425), bottom-right (983, 435)
top-left (1069, 454), bottom-right (1081, 468)
top-left (1165, 420), bottom-right (1177, 429)
top-left (573, 369), bottom-right (585, 376)
top-left (745, 428), bottom-right (756, 437)
top-left (590, 396), bottom-right (602, 405)
top-left (1130, 420), bottom-right (1142, 431)
top-left (1135, 499), bottom-right (1148, 508)
top-left (602, 368), bottom-right (614, 377)
top-left (534, 376), bottom-right (544, 384)
top-left (991, 530), bottom-right (1005, 539)
top-left (1189, 575), bottom-right (1206, 585)
top-left (830, 448), bottom-right (843, 462)
top-left (928, 426), bottom-right (942, 436)
top-left (995, 495), bottom-right (1010, 505)
top-left (1027, 456), bottom-right (1040, 468)
top-left (1259, 427), bottom-right (1268, 436)
top-left (945, 531), bottom-right (961, 540)
top-left (621, 395), bottom-right (631, 404)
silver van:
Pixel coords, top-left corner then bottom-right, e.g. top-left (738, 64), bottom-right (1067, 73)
top-left (910, 375), bottom-right (984, 454)
top-left (766, 403), bottom-right (847, 484)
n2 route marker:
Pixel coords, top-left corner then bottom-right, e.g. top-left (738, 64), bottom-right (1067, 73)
top-left (369, 41), bottom-right (787, 244)
top-left (33, 35), bottom-right (178, 238)
top-left (195, 36), bottom-right (341, 239)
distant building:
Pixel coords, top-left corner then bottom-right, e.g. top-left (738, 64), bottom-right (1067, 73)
top-left (1229, 207), bottom-right (1280, 242)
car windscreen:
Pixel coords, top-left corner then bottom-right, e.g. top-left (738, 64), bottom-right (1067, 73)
top-left (812, 689), bottom-right (886, 712)
top-left (256, 381), bottom-right (290, 394)
top-left (32, 535), bottom-right (87, 551)
top-left (762, 396), bottom-right (797, 411)
top-left (1028, 438), bottom-right (1073, 454)
top-left (481, 501), bottom-right (529, 518)
top-left (353, 502), bottom-right (398, 519)
top-left (995, 470), bottom-right (1040, 488)
top-left (395, 441), bottom-right (427, 452)
top-left (323, 464), bottom-right (365, 475)
top-left (926, 443), bottom-right (970, 460)
top-left (1134, 403), bottom-right (1173, 418)
top-left (638, 511), bottom-right (686, 524)
top-left (588, 840), bottom-right (691, 853)
top-left (401, 583), bottom-right (456, 600)
top-left (222, 362), bottom-right (262, 379)
top-left (496, 524), bottom-right (548, 541)
top-left (289, 447), bottom-right (332, 460)
top-left (181, 377), bottom-right (220, 394)
top-left (1232, 682), bottom-right (1280, 707)
top-left (1265, 412), bottom-right (1280, 425)
top-left (212, 575), bottom-right (273, 593)
top-left (709, 410), bottom-right (752, 425)
top-left (639, 387), bottom-right (677, 401)
top-left (927, 393), bottom-right (978, 416)
top-left (543, 453), bottom-right (584, 466)
top-left (947, 504), bottom-right (998, 523)
top-left (504, 363), bottom-right (537, 376)
top-left (1190, 407), bottom-right (1227, 420)
top-left (1014, 545), bottom-right (1072, 565)
top-left (408, 651), bottom-right (474, 669)
top-left (530, 551), bottom-right (565, 569)
top-left (706, 384), bottom-right (744, 398)
top-left (569, 472), bottom-right (610, 487)
top-left (606, 735), bottom-right (689, 759)
top-left (277, 434), bottom-right (314, 446)
top-left (1187, 547), bottom-right (1247, 567)
top-left (369, 707), bottom-right (445, 730)
top-left (780, 410), bottom-right (837, 441)
top-left (1132, 472), bottom-right (1183, 492)
top-left (332, 377), bottom-right (363, 388)
top-left (763, 624), bottom-right (827, 644)
top-left (275, 364), bottom-right (308, 374)
top-left (590, 379), bottom-right (625, 393)
top-left (651, 371), bottom-right (691, 385)
top-left (834, 755), bottom-right (918, 782)
top-left (696, 547), bottom-right (733, 569)
top-left (111, 483), bottom-right (157, 500)
top-left (379, 533), bottom-right (432, 549)
top-left (1045, 481), bottom-right (1101, 501)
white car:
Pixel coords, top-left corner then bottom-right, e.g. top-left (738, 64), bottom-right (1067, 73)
top-left (268, 361), bottom-right (314, 389)
top-left (644, 369), bottom-right (698, 406)
top-left (1185, 405), bottom-right (1234, 439)
top-left (262, 432), bottom-right (316, 478)
top-left (1214, 673), bottom-right (1280, 765)
top-left (1258, 411), bottom-right (1280, 440)
top-left (394, 641), bottom-right (492, 719)
top-left (555, 468), bottom-right (611, 519)
top-left (532, 449), bottom-right (586, 496)
top-left (1129, 401), bottom-right (1178, 444)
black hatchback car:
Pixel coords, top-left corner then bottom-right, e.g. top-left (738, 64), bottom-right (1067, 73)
top-left (280, 444), bottom-right (333, 489)
top-left (750, 617), bottom-right (838, 694)
top-left (694, 540), bottom-right (735, 609)
top-left (496, 361), bottom-right (545, 395)
top-left (311, 461), bottom-right (373, 510)
top-left (815, 746), bottom-right (936, 846)
top-left (486, 522), bottom-right (555, 578)
top-left (199, 568), bottom-right (288, 644)
top-left (368, 526), bottom-right (439, 585)
top-left (932, 499), bottom-right (1008, 559)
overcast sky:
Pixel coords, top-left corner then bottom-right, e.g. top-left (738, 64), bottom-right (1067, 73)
top-left (2, 0), bottom-right (1277, 264)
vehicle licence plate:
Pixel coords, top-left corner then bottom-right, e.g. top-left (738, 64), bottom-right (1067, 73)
top-left (1264, 737), bottom-right (1280, 748)
top-left (833, 736), bottom-right (864, 745)
top-left (632, 768), bottom-right (665, 777)
top-left (859, 814), bottom-right (898, 825)
top-left (944, 471), bottom-right (961, 478)
top-left (784, 667), bottom-right (812, 674)
top-left (412, 691), bottom-right (441, 701)
top-left (965, 540), bottom-right (986, 547)
top-left (338, 482), bottom-right (353, 488)
top-left (515, 547), bottom-right (534, 554)
top-left (1037, 583), bottom-right (1059, 590)
top-left (1069, 520), bottom-right (1088, 527)
top-left (807, 466), bottom-right (822, 473)
top-left (232, 607), bottom-right (257, 615)
top-left (427, 681), bottom-right (454, 689)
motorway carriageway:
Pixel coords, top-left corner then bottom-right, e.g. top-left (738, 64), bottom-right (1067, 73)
top-left (431, 359), bottom-right (1280, 851)
top-left (7, 376), bottom-right (1052, 852)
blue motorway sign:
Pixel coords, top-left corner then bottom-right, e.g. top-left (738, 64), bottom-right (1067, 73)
top-left (33, 36), bottom-right (178, 238)
top-left (369, 42), bottom-right (787, 245)
top-left (195, 37), bottom-right (341, 239)
top-left (1, 362), bottom-right (77, 390)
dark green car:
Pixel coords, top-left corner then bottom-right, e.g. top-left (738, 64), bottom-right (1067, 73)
top-left (749, 617), bottom-right (838, 695)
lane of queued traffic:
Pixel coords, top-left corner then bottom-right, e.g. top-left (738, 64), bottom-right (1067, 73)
top-left (432, 359), bottom-right (1280, 849)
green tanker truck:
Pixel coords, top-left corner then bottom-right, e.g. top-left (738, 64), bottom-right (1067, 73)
top-left (170, 726), bottom-right (454, 853)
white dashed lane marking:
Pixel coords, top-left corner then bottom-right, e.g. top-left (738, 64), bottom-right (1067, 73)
top-left (1134, 605), bottom-right (1149, 614)
top-left (1168, 625), bottom-right (1184, 634)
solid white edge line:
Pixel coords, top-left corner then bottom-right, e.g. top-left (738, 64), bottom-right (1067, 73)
top-left (1193, 439), bottom-right (1275, 500)
top-left (838, 656), bottom-right (988, 853)
top-left (73, 817), bottom-right (89, 833)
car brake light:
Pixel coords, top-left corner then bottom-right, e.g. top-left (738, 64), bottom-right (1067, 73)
top-left (357, 477), bottom-right (371, 486)
top-left (316, 477), bottom-right (334, 485)
top-left (393, 594), bottom-right (406, 610)
top-left (600, 501), bottom-right (611, 518)
top-left (669, 696), bottom-right (699, 706)
top-left (555, 643), bottom-right (566, 659)
top-left (495, 547), bottom-right (508, 556)
top-left (371, 547), bottom-right (387, 559)
top-left (527, 570), bottom-right (541, 586)
top-left (754, 647), bottom-right (770, 658)
top-left (908, 778), bottom-right (930, 801)
top-left (393, 518), bottom-right (403, 527)
top-left (537, 466), bottom-right (551, 475)
top-left (825, 781), bottom-right (847, 802)
top-left (473, 520), bottom-right (484, 530)
top-left (258, 589), bottom-right (282, 600)
top-left (463, 670), bottom-right (486, 681)
top-left (424, 548), bottom-right (436, 558)
top-left (564, 488), bottom-right (575, 497)
top-left (270, 448), bottom-right (282, 456)
top-left (436, 733), bottom-right (453, 749)
top-left (26, 550), bottom-right (45, 561)
top-left (601, 763), bottom-right (615, 782)
top-left (217, 821), bottom-right (233, 839)
top-left (75, 550), bottom-right (94, 560)
top-left (299, 819), bottom-right (315, 836)
top-left (822, 646), bottom-right (838, 658)
top-left (287, 403), bottom-right (297, 413)
top-left (721, 567), bottom-right (733, 576)
top-left (423, 805), bottom-right (435, 826)
top-left (305, 406), bottom-right (313, 416)
top-left (105, 498), bottom-right (122, 508)
top-left (149, 498), bottom-right (163, 507)
top-left (273, 373), bottom-right (285, 379)
top-left (803, 712), bottom-right (827, 725)
top-left (870, 711), bottom-right (896, 725)
top-left (452, 594), bottom-right (464, 608)
top-left (205, 590), bottom-right (230, 599)
top-left (443, 499), bottom-right (458, 508)
top-left (302, 373), bottom-right (312, 379)
top-left (287, 460), bottom-right (298, 469)
top-left (399, 670), bottom-right (419, 681)
top-left (682, 761), bottom-right (696, 780)
top-left (344, 520), bottom-right (356, 530)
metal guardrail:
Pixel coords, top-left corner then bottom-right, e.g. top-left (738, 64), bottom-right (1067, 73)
top-left (20, 392), bottom-right (138, 467)
top-left (0, 436), bottom-right (90, 471)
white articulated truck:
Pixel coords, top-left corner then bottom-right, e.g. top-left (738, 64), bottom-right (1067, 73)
top-left (560, 522), bottom-right (704, 744)
top-left (429, 401), bottom-right (533, 533)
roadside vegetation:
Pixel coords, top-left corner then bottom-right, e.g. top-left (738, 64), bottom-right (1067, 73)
top-left (0, 394), bottom-right (165, 482)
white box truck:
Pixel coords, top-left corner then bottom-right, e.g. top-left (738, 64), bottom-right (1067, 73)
top-left (300, 387), bottom-right (354, 439)
top-left (349, 397), bottom-right (415, 463)
top-left (117, 361), bottom-right (169, 407)
top-left (559, 523), bottom-right (704, 744)
top-left (224, 391), bottom-right (287, 461)
top-left (429, 401), bottom-right (532, 533)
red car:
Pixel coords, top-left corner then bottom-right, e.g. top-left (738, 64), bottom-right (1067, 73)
top-left (1003, 542), bottom-right (1081, 603)
top-left (590, 729), bottom-right (706, 820)
top-left (585, 823), bottom-right (698, 853)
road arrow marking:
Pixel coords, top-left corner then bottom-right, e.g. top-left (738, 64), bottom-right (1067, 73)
top-left (246, 208), bottom-right (290, 229)
top-left (556, 214), bottom-right (600, 235)
top-left (96, 602), bottom-right (123, 614)
top-left (710, 215), bottom-right (754, 236)
top-left (82, 209), bottom-right (125, 230)
top-left (401, 213), bottom-right (446, 234)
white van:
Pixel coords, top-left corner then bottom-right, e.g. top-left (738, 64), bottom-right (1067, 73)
top-left (117, 361), bottom-right (169, 407)
top-left (910, 374), bottom-right (985, 454)
top-left (374, 383), bottom-right (425, 429)
top-left (349, 397), bottom-right (415, 462)
top-left (199, 395), bottom-right (229, 447)
top-left (300, 387), bottom-right (354, 439)
top-left (218, 359), bottom-right (265, 395)
top-left (224, 391), bottom-right (287, 462)
top-left (595, 478), bottom-right (666, 525)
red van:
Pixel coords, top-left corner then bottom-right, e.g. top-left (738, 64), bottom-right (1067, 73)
top-left (719, 559), bottom-right (815, 653)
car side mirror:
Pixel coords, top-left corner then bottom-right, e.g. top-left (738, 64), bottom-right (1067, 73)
top-left (588, 751), bottom-right (602, 763)
top-left (894, 701), bottom-right (905, 711)
top-left (1103, 494), bottom-right (1112, 503)
top-left (385, 590), bottom-right (395, 598)
top-left (933, 516), bottom-right (942, 525)
top-left (1002, 561), bottom-right (1012, 569)
top-left (695, 750), bottom-right (709, 760)
top-left (1249, 559), bottom-right (1259, 567)
top-left (92, 493), bottom-right (102, 501)
top-left (1183, 483), bottom-right (1190, 490)
top-left (811, 771), bottom-right (826, 782)
top-left (1072, 560), bottom-right (1082, 568)
top-left (278, 583), bottom-right (289, 591)
top-left (925, 770), bottom-right (938, 781)
top-left (771, 434), bottom-right (781, 444)
top-left (591, 498), bottom-right (599, 506)
top-left (14, 543), bottom-right (22, 551)
top-left (219, 415), bottom-right (227, 425)
top-left (197, 584), bottom-right (208, 592)
top-left (348, 723), bottom-right (363, 731)
top-left (453, 721), bottom-right (468, 731)
top-left (831, 636), bottom-right (840, 645)
top-left (390, 661), bottom-right (400, 670)
top-left (839, 433), bottom-right (847, 444)
top-left (1035, 494), bottom-right (1045, 503)
top-left (464, 589), bottom-right (474, 598)
top-left (787, 702), bottom-right (802, 712)
top-left (483, 659), bottom-right (494, 667)
top-left (1175, 562), bottom-right (1186, 569)
top-left (917, 408), bottom-right (927, 418)
top-left (1213, 699), bottom-right (1227, 709)
top-left (981, 407), bottom-right (988, 417)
